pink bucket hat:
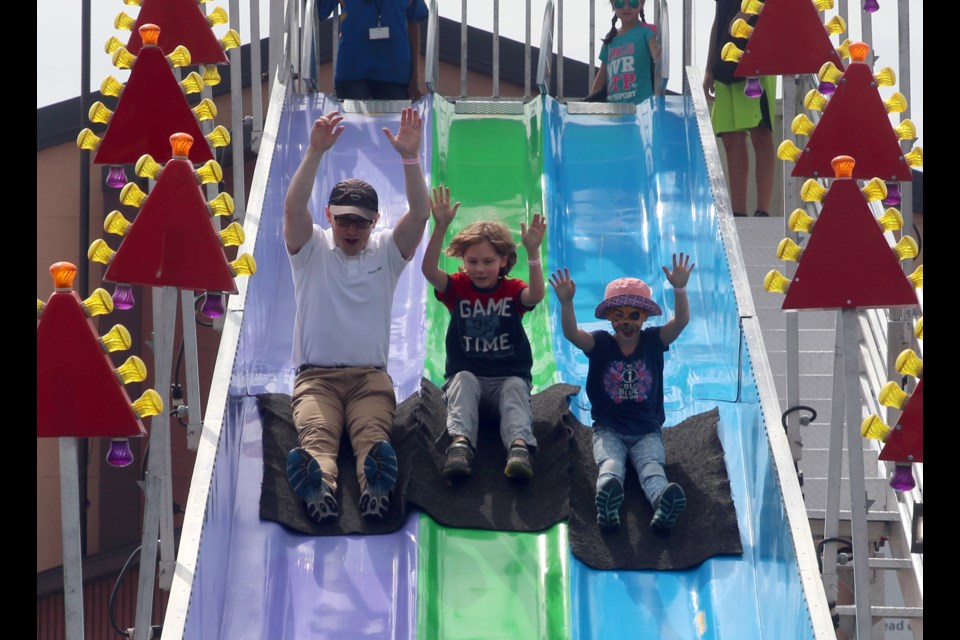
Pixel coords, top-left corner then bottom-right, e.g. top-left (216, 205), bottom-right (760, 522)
top-left (594, 277), bottom-right (662, 318)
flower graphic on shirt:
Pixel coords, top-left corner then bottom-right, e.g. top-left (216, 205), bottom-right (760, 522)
top-left (603, 360), bottom-right (652, 403)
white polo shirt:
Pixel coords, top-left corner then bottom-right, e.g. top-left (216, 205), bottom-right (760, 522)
top-left (289, 225), bottom-right (410, 368)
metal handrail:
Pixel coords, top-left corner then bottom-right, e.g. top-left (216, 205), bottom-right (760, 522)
top-left (536, 0), bottom-right (555, 95)
top-left (425, 0), bottom-right (439, 93)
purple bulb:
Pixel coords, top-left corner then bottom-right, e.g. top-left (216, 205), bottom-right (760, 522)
top-left (201, 292), bottom-right (225, 319)
top-left (106, 166), bottom-right (128, 189)
top-left (889, 464), bottom-right (915, 492)
top-left (106, 438), bottom-right (134, 468)
top-left (882, 183), bottom-right (902, 207)
top-left (817, 81), bottom-right (837, 96)
top-left (744, 78), bottom-right (763, 99)
top-left (112, 283), bottom-right (135, 310)
top-left (863, 0), bottom-right (880, 13)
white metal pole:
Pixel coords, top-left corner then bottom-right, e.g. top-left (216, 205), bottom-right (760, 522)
top-left (59, 437), bottom-right (85, 640)
top-left (181, 290), bottom-right (203, 451)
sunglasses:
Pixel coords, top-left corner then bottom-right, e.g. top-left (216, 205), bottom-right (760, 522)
top-left (333, 215), bottom-right (374, 230)
top-left (607, 306), bottom-right (644, 322)
top-left (614, 0), bottom-right (641, 9)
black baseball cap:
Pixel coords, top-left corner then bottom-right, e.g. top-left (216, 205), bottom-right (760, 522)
top-left (328, 179), bottom-right (379, 221)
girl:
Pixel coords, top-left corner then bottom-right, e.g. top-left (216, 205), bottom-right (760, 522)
top-left (589, 0), bottom-right (661, 104)
top-left (422, 187), bottom-right (546, 482)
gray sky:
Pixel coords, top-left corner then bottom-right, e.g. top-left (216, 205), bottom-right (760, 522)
top-left (37, 0), bottom-right (922, 147)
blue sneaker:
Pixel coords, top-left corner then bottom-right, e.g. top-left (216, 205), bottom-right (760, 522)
top-left (359, 440), bottom-right (398, 521)
top-left (595, 475), bottom-right (624, 532)
top-left (286, 448), bottom-right (338, 525)
top-left (651, 483), bottom-right (686, 531)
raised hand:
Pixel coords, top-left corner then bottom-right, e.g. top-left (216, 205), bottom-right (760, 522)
top-left (309, 111), bottom-right (345, 152)
top-left (520, 214), bottom-right (547, 253)
top-left (429, 186), bottom-right (460, 228)
top-left (382, 107), bottom-right (423, 160)
top-left (662, 252), bottom-right (696, 289)
top-left (549, 268), bottom-right (577, 303)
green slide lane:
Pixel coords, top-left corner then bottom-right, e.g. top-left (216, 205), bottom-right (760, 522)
top-left (416, 96), bottom-right (570, 639)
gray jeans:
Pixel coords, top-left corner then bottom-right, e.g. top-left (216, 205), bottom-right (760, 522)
top-left (592, 426), bottom-right (668, 507)
top-left (443, 371), bottom-right (537, 450)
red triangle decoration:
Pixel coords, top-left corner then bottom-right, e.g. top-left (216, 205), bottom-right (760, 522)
top-left (124, 0), bottom-right (228, 64)
top-left (792, 64), bottom-right (912, 180)
top-left (879, 379), bottom-right (923, 464)
top-left (37, 292), bottom-right (148, 439)
top-left (734, 0), bottom-right (844, 76)
top-left (94, 46), bottom-right (213, 165)
top-left (104, 158), bottom-right (238, 293)
top-left (782, 179), bottom-right (918, 310)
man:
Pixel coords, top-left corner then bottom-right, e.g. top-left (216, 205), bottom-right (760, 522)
top-left (283, 107), bottom-right (430, 523)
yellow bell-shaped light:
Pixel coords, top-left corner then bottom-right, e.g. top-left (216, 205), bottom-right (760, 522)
top-left (135, 154), bottom-right (163, 180)
top-left (803, 89), bottom-right (828, 112)
top-left (915, 316), bottom-right (923, 340)
top-left (904, 147), bottom-right (923, 168)
top-left (877, 207), bottom-right (903, 232)
top-left (861, 177), bottom-right (887, 202)
top-left (82, 288), bottom-right (114, 317)
top-left (800, 179), bottom-right (827, 203)
top-left (123, 0), bottom-right (142, 6)
top-left (818, 61), bottom-right (843, 85)
top-left (740, 0), bottom-right (764, 15)
top-left (104, 210), bottom-right (133, 237)
top-left (879, 381), bottom-right (909, 410)
top-left (776, 238), bottom-right (804, 262)
top-left (720, 42), bottom-right (743, 64)
top-left (192, 98), bottom-right (217, 121)
top-left (208, 192), bottom-right (235, 217)
top-left (230, 253), bottom-right (257, 277)
top-left (120, 182), bottom-right (148, 208)
top-left (181, 71), bottom-right (204, 95)
top-left (812, 0), bottom-right (834, 11)
top-left (788, 208), bottom-right (815, 233)
top-left (895, 348), bottom-right (923, 378)
top-left (824, 15), bottom-right (846, 36)
top-left (848, 41), bottom-right (869, 63)
top-left (115, 355), bottom-right (148, 385)
top-left (88, 239), bottom-right (116, 266)
top-left (885, 92), bottom-right (908, 114)
top-left (892, 235), bottom-right (919, 261)
top-left (166, 45), bottom-right (192, 68)
top-left (196, 160), bottom-right (223, 185)
top-left (874, 66), bottom-right (896, 87)
top-left (99, 324), bottom-right (132, 353)
top-left (220, 29), bottom-right (241, 52)
top-left (114, 11), bottom-right (136, 30)
top-left (730, 18), bottom-right (753, 39)
top-left (764, 270), bottom-right (790, 295)
top-left (207, 6), bottom-right (229, 27)
top-left (907, 265), bottom-right (923, 289)
top-left (50, 261), bottom-right (78, 289)
top-left (894, 119), bottom-right (916, 142)
top-left (860, 415), bottom-right (891, 441)
top-left (112, 46), bottom-right (137, 70)
top-left (100, 75), bottom-right (125, 98)
top-left (105, 36), bottom-right (125, 55)
top-left (777, 139), bottom-right (802, 162)
top-left (37, 299), bottom-right (45, 319)
top-left (219, 222), bottom-right (245, 247)
top-left (791, 114), bottom-right (815, 137)
top-left (202, 65), bottom-right (222, 86)
top-left (132, 389), bottom-right (164, 418)
top-left (836, 39), bottom-right (852, 60)
top-left (206, 125), bottom-right (231, 148)
top-left (77, 128), bottom-right (102, 151)
top-left (88, 102), bottom-right (113, 125)
top-left (832, 155), bottom-right (855, 179)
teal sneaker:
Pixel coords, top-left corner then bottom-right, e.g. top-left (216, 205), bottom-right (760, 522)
top-left (286, 448), bottom-right (338, 525)
top-left (359, 440), bottom-right (398, 521)
top-left (651, 483), bottom-right (686, 531)
top-left (596, 475), bottom-right (624, 532)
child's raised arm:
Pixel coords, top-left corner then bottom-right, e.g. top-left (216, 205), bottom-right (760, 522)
top-left (549, 268), bottom-right (595, 353)
top-left (520, 214), bottom-right (546, 307)
top-left (659, 252), bottom-right (695, 346)
top-left (422, 186), bottom-right (459, 292)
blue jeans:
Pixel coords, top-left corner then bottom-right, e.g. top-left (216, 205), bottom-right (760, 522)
top-left (443, 371), bottom-right (537, 450)
top-left (592, 426), bottom-right (668, 507)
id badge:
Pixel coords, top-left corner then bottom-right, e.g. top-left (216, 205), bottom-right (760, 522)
top-left (369, 26), bottom-right (390, 40)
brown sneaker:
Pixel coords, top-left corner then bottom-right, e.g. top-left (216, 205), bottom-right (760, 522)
top-left (504, 444), bottom-right (533, 481)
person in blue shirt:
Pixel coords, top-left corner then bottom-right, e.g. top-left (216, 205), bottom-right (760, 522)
top-left (550, 254), bottom-right (695, 532)
top-left (589, 0), bottom-right (661, 104)
top-left (320, 0), bottom-right (429, 100)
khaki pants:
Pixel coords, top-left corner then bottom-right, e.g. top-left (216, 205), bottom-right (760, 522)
top-left (291, 367), bottom-right (396, 493)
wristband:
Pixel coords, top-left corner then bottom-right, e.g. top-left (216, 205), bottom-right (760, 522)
top-left (527, 258), bottom-right (541, 266)
top-left (673, 286), bottom-right (686, 293)
top-left (401, 156), bottom-right (419, 165)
